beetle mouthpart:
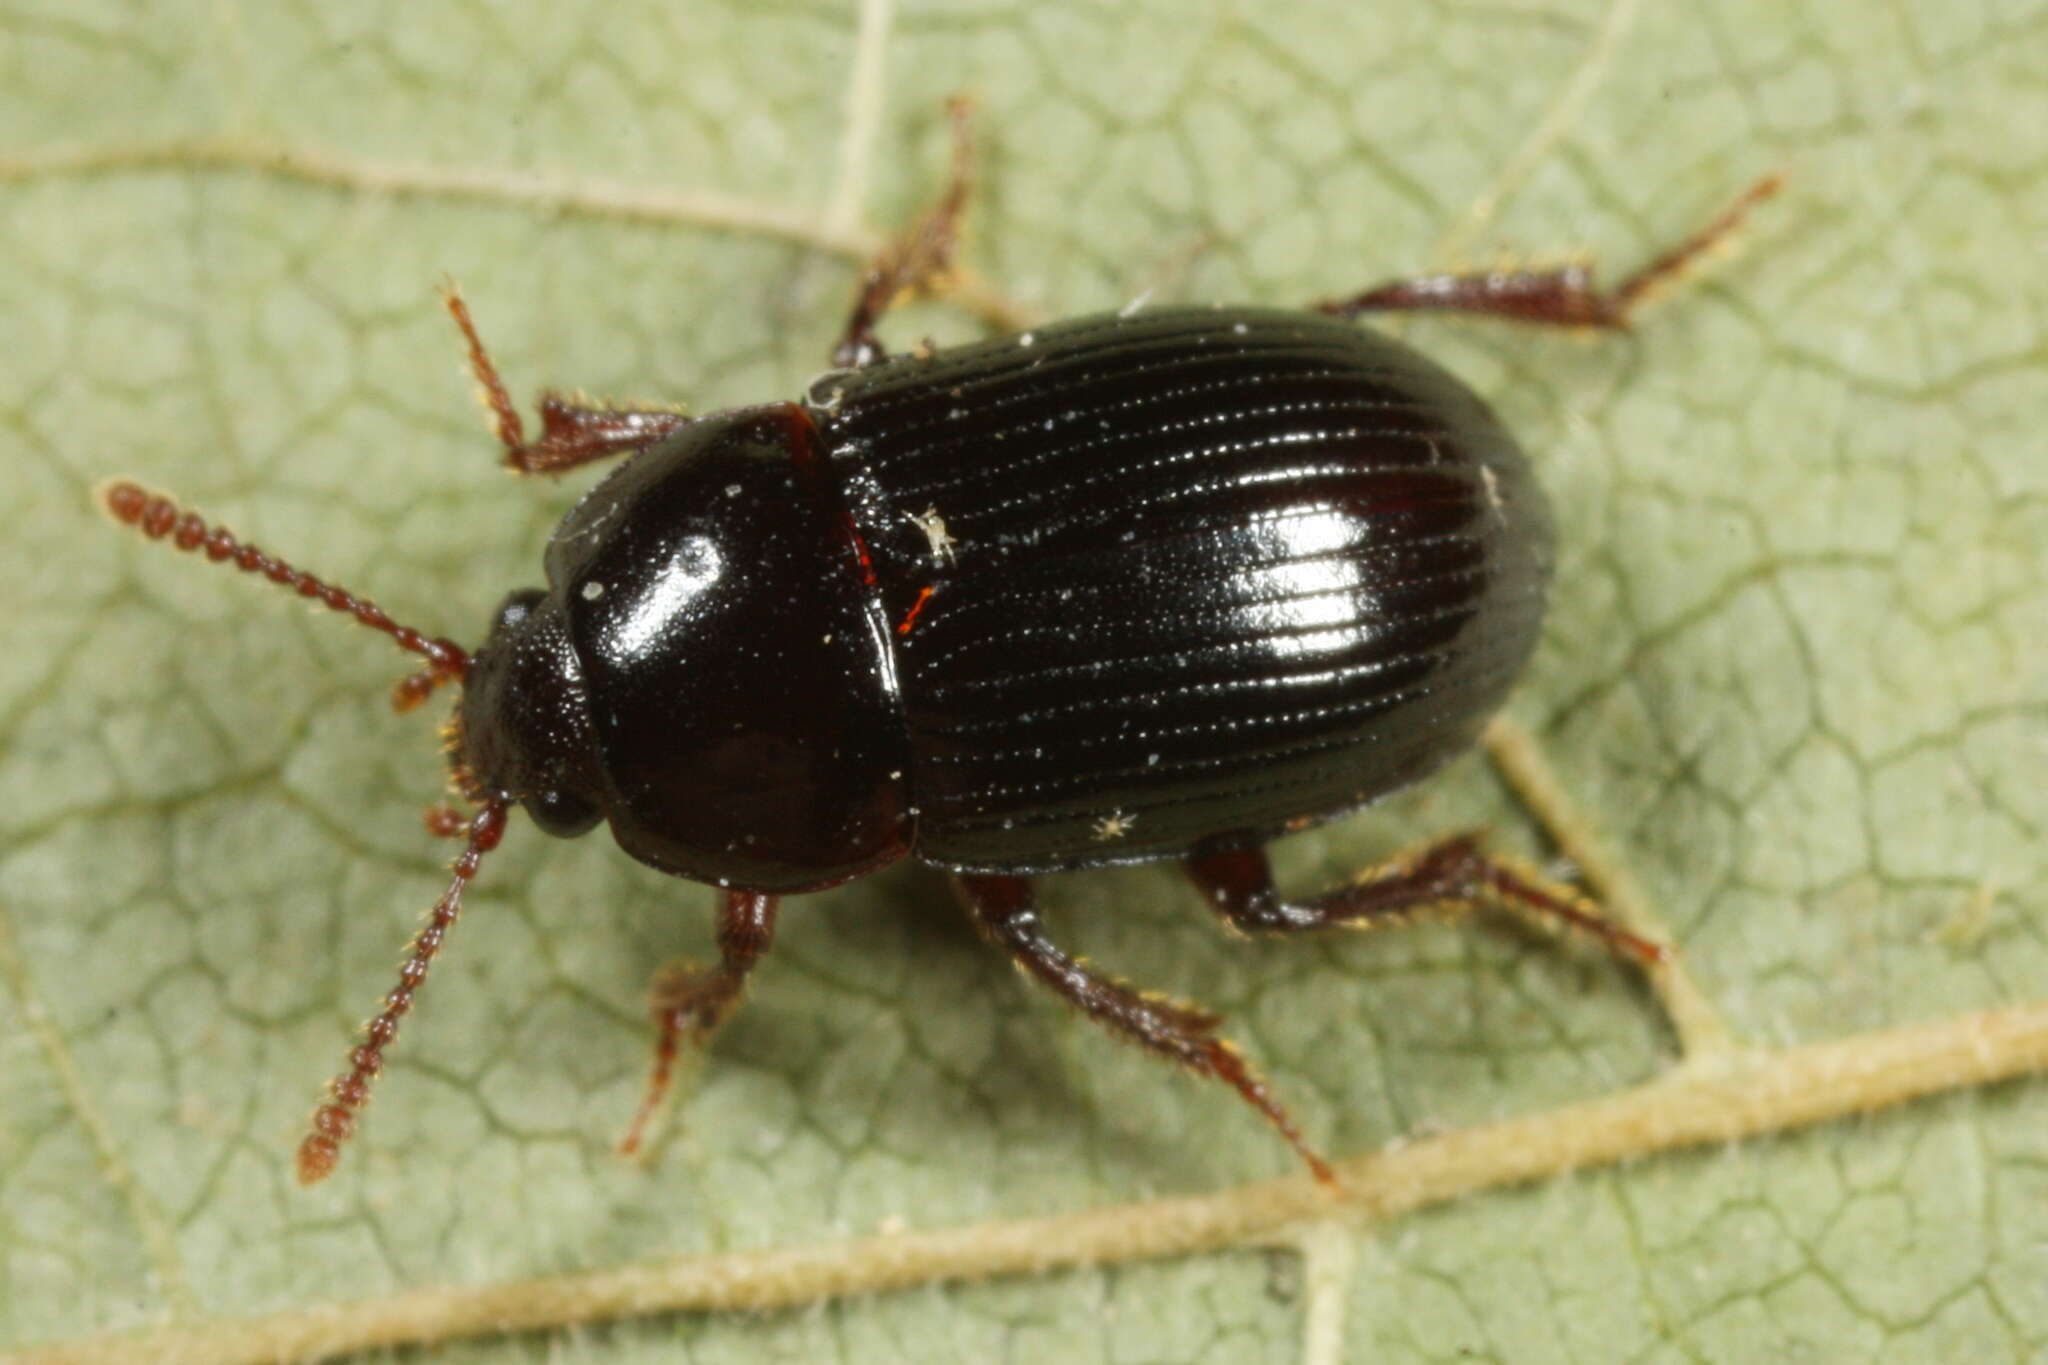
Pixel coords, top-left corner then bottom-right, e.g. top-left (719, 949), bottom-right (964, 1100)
top-left (392, 664), bottom-right (460, 712)
top-left (99, 480), bottom-right (471, 696)
top-left (422, 803), bottom-right (470, 838)
top-left (440, 708), bottom-right (492, 806)
top-left (296, 799), bottom-right (509, 1185)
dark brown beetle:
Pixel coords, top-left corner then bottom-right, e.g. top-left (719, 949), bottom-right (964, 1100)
top-left (104, 106), bottom-right (1775, 1185)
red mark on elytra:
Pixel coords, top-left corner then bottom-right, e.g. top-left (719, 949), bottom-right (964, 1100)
top-left (896, 585), bottom-right (936, 636)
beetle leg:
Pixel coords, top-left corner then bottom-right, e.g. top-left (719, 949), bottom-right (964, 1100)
top-left (618, 889), bottom-right (779, 1158)
top-left (1315, 175), bottom-right (1781, 330)
top-left (442, 281), bottom-right (692, 474)
top-left (953, 872), bottom-right (1337, 1186)
top-left (831, 96), bottom-right (977, 369)
top-left (1185, 835), bottom-right (1665, 964)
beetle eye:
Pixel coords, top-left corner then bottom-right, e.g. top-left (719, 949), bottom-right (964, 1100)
top-left (492, 588), bottom-right (546, 634)
top-left (526, 787), bottom-right (600, 839)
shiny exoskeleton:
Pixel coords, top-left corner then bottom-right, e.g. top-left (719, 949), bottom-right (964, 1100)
top-left (469, 308), bottom-right (1548, 894)
top-left (104, 107), bottom-right (1770, 1185)
top-left (824, 308), bottom-right (1551, 876)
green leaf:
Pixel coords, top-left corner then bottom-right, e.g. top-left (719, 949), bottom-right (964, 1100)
top-left (3, 1), bottom-right (2044, 1361)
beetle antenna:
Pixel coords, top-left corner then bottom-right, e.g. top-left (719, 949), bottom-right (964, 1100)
top-left (99, 480), bottom-right (469, 709)
top-left (296, 799), bottom-right (509, 1184)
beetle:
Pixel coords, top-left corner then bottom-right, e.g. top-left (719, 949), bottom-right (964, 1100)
top-left (102, 104), bottom-right (1776, 1187)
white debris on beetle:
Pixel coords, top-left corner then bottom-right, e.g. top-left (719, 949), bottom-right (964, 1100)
top-left (581, 580), bottom-right (606, 601)
top-left (1092, 811), bottom-right (1137, 842)
top-left (1119, 290), bottom-right (1153, 319)
top-left (1479, 464), bottom-right (1506, 522)
top-left (904, 504), bottom-right (958, 565)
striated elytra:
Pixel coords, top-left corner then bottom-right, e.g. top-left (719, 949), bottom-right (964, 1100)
top-left (467, 306), bottom-right (1550, 891)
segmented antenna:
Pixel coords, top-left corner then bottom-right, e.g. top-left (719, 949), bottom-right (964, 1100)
top-left (297, 800), bottom-right (509, 1183)
top-left (102, 479), bottom-right (505, 1181)
top-left (99, 481), bottom-right (469, 707)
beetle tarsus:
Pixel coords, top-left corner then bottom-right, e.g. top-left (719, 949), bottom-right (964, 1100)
top-left (1185, 835), bottom-right (1667, 966)
top-left (832, 94), bottom-right (978, 369)
top-left (953, 871), bottom-right (1337, 1184)
top-left (1315, 174), bottom-right (1782, 329)
top-left (618, 890), bottom-right (779, 1158)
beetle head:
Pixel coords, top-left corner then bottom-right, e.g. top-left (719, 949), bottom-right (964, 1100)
top-left (451, 586), bottom-right (606, 838)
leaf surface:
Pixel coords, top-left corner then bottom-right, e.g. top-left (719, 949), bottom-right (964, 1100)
top-left (2, 1), bottom-right (2044, 1360)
